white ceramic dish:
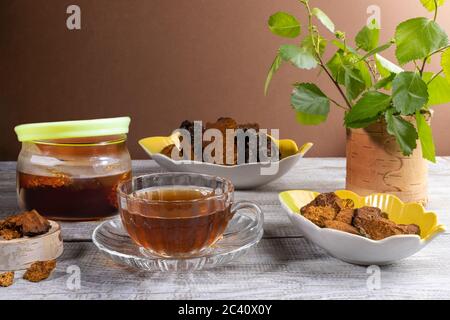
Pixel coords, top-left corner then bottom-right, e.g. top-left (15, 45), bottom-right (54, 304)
top-left (139, 134), bottom-right (312, 189)
top-left (279, 190), bottom-right (446, 265)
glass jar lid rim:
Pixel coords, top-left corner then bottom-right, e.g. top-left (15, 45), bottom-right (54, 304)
top-left (14, 117), bottom-right (131, 142)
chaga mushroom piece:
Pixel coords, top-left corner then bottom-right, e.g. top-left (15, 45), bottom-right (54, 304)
top-left (0, 228), bottom-right (21, 240)
top-left (301, 192), bottom-right (342, 215)
top-left (353, 210), bottom-right (420, 240)
top-left (179, 120), bottom-right (197, 145)
top-left (2, 210), bottom-right (51, 237)
top-left (398, 224), bottom-right (421, 236)
top-left (324, 220), bottom-right (360, 235)
top-left (335, 208), bottom-right (355, 225)
top-left (205, 117), bottom-right (238, 133)
top-left (302, 205), bottom-right (336, 227)
top-left (161, 144), bottom-right (176, 158)
top-left (0, 272), bottom-right (14, 287)
top-left (237, 123), bottom-right (260, 131)
top-left (204, 117), bottom-right (239, 165)
top-left (354, 206), bottom-right (389, 219)
top-left (23, 260), bottom-right (56, 283)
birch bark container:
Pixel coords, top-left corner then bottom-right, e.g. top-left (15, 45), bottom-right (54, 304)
top-left (346, 119), bottom-right (428, 206)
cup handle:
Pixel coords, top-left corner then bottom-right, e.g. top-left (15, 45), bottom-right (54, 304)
top-left (222, 201), bottom-right (264, 240)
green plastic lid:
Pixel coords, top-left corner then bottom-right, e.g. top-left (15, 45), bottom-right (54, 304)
top-left (15, 117), bottom-right (131, 142)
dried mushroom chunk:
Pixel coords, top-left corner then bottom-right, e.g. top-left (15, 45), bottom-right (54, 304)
top-left (161, 117), bottom-right (280, 165)
top-left (0, 229), bottom-right (21, 240)
top-left (302, 205), bottom-right (336, 227)
top-left (1, 210), bottom-right (51, 237)
top-left (23, 260), bottom-right (57, 283)
top-left (300, 193), bottom-right (421, 240)
top-left (323, 220), bottom-right (360, 235)
top-left (398, 224), bottom-right (421, 235)
top-left (301, 192), bottom-right (342, 214)
top-left (353, 211), bottom-right (420, 240)
top-left (0, 272), bottom-right (14, 287)
top-left (355, 206), bottom-right (383, 218)
top-left (334, 208), bottom-right (355, 225)
top-left (161, 144), bottom-right (176, 158)
top-left (206, 117), bottom-right (238, 133)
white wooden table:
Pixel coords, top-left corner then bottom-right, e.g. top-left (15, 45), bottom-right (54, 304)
top-left (1, 158), bottom-right (450, 300)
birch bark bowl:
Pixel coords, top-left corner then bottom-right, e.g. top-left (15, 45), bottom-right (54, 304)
top-left (0, 221), bottom-right (63, 271)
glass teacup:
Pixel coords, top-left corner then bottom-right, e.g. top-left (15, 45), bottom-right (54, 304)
top-left (117, 173), bottom-right (263, 258)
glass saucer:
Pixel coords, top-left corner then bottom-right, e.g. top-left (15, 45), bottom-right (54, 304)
top-left (92, 210), bottom-right (264, 272)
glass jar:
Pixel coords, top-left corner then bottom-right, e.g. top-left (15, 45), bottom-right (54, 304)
top-left (15, 117), bottom-right (132, 221)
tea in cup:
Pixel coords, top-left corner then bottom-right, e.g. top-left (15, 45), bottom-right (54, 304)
top-left (117, 173), bottom-right (262, 258)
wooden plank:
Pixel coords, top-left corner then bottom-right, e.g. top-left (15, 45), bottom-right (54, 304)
top-left (1, 235), bottom-right (450, 300)
top-left (2, 158), bottom-right (450, 241)
top-left (1, 158), bottom-right (450, 299)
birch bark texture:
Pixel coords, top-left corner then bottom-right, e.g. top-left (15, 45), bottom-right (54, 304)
top-left (346, 119), bottom-right (428, 205)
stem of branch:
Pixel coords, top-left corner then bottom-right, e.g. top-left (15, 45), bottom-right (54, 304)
top-left (365, 59), bottom-right (378, 83)
top-left (430, 45), bottom-right (450, 56)
top-left (301, 0), bottom-right (352, 110)
top-left (329, 97), bottom-right (348, 110)
top-left (427, 69), bottom-right (444, 85)
top-left (318, 60), bottom-right (352, 109)
top-left (420, 1), bottom-right (439, 76)
top-left (419, 58), bottom-right (427, 76)
top-left (434, 0), bottom-right (438, 21)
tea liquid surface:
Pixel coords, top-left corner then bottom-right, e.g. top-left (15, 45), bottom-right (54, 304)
top-left (120, 186), bottom-right (234, 257)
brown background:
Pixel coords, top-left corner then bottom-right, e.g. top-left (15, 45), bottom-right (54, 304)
top-left (1, 0), bottom-right (449, 160)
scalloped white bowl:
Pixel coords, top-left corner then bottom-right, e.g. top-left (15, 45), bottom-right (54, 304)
top-left (279, 190), bottom-right (446, 265)
top-left (139, 134), bottom-right (313, 189)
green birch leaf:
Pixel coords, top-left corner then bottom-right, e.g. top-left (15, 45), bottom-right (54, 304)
top-left (264, 54), bottom-right (283, 96)
top-left (385, 109), bottom-right (418, 156)
top-left (295, 111), bottom-right (327, 125)
top-left (344, 68), bottom-right (366, 101)
top-left (327, 51), bottom-right (346, 82)
top-left (291, 83), bottom-right (330, 116)
top-left (392, 72), bottom-right (429, 114)
top-left (345, 91), bottom-right (391, 128)
top-left (357, 60), bottom-right (373, 88)
top-left (420, 0), bottom-right (446, 11)
top-left (268, 12), bottom-right (301, 38)
top-left (374, 73), bottom-right (396, 90)
top-left (375, 54), bottom-right (404, 76)
top-left (331, 40), bottom-right (359, 55)
top-left (279, 37), bottom-right (326, 70)
top-left (356, 22), bottom-right (380, 52)
top-left (442, 48), bottom-right (450, 84)
top-left (312, 8), bottom-right (335, 33)
top-left (326, 51), bottom-right (366, 101)
top-left (422, 72), bottom-right (450, 106)
top-left (302, 35), bottom-right (327, 57)
top-left (416, 111), bottom-right (436, 162)
top-left (395, 17), bottom-right (448, 65)
top-left (279, 44), bottom-right (317, 70)
top-left (360, 42), bottom-right (393, 61)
